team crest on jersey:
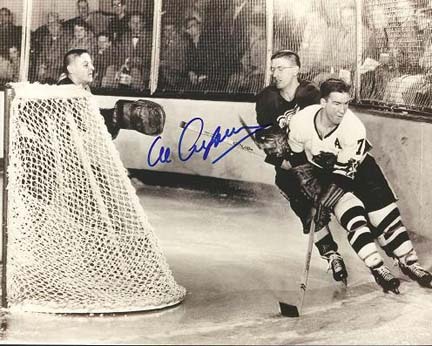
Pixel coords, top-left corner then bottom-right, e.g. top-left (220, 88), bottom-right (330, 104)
top-left (346, 158), bottom-right (360, 179)
top-left (284, 105), bottom-right (300, 128)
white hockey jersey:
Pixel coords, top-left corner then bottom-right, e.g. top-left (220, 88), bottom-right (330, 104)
top-left (288, 104), bottom-right (371, 180)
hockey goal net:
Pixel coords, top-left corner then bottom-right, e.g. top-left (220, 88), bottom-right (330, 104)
top-left (2, 82), bottom-right (186, 313)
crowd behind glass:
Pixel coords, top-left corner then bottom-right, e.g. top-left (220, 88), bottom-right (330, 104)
top-left (1, 0), bottom-right (432, 110)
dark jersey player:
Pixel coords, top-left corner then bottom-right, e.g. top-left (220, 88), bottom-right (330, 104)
top-left (255, 50), bottom-right (348, 284)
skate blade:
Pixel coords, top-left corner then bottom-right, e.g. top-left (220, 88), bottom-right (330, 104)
top-left (418, 280), bottom-right (432, 289)
top-left (278, 302), bottom-right (299, 317)
top-left (384, 287), bottom-right (400, 294)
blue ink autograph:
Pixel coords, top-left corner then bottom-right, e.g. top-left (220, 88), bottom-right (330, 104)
top-left (147, 117), bottom-right (266, 167)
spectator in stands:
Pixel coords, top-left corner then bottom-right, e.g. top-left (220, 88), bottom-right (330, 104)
top-left (416, 6), bottom-right (432, 51)
top-left (332, 3), bottom-right (358, 74)
top-left (91, 32), bottom-right (115, 88)
top-left (0, 7), bottom-right (21, 59)
top-left (184, 0), bottom-right (210, 24)
top-left (273, 0), bottom-right (306, 53)
top-left (297, 3), bottom-right (334, 80)
top-left (410, 7), bottom-right (432, 107)
top-left (0, 44), bottom-right (20, 83)
top-left (184, 16), bottom-right (210, 89)
top-left (107, 13), bottom-right (152, 89)
top-left (7, 45), bottom-right (20, 81)
top-left (0, 54), bottom-right (11, 84)
top-left (359, 5), bottom-right (399, 100)
top-left (159, 16), bottom-right (190, 90)
top-left (366, 3), bottom-right (427, 104)
top-left (64, 0), bottom-right (91, 33)
top-left (64, 0), bottom-right (113, 38)
top-left (33, 12), bottom-right (69, 84)
top-left (227, 16), bottom-right (266, 92)
top-left (393, 1), bottom-right (422, 74)
top-left (300, 2), bottom-right (377, 87)
top-left (420, 39), bottom-right (432, 73)
top-left (67, 19), bottom-right (96, 58)
top-left (216, 0), bottom-right (251, 89)
top-left (109, 0), bottom-right (130, 42)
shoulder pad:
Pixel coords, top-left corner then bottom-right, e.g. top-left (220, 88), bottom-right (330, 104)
top-left (295, 81), bottom-right (320, 109)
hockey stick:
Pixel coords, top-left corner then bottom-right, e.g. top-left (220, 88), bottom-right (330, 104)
top-left (237, 115), bottom-right (266, 151)
top-left (279, 204), bottom-right (321, 317)
top-left (179, 120), bottom-right (265, 158)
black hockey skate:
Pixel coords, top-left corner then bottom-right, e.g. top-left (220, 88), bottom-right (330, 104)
top-left (398, 260), bottom-right (432, 288)
top-left (324, 251), bottom-right (348, 285)
top-left (370, 263), bottom-right (400, 294)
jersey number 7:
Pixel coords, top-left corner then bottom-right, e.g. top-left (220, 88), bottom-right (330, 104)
top-left (356, 138), bottom-right (365, 155)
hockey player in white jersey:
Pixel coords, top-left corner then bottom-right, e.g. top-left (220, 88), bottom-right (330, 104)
top-left (287, 78), bottom-right (432, 293)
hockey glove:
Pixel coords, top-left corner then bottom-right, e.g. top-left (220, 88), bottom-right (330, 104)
top-left (312, 151), bottom-right (338, 171)
top-left (100, 107), bottom-right (121, 139)
top-left (303, 205), bottom-right (332, 234)
top-left (291, 162), bottom-right (322, 202)
top-left (318, 183), bottom-right (345, 211)
top-left (255, 127), bottom-right (290, 158)
top-left (113, 99), bottom-right (166, 136)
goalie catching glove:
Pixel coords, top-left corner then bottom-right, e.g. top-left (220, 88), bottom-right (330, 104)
top-left (255, 127), bottom-right (290, 158)
top-left (113, 99), bottom-right (166, 136)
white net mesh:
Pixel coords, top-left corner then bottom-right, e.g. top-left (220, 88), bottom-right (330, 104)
top-left (5, 82), bottom-right (186, 313)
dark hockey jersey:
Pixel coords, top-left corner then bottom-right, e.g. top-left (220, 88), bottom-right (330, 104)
top-left (57, 77), bottom-right (120, 139)
top-left (255, 79), bottom-right (320, 166)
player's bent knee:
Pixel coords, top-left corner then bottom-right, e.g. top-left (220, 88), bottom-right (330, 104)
top-left (334, 192), bottom-right (368, 232)
top-left (367, 202), bottom-right (399, 228)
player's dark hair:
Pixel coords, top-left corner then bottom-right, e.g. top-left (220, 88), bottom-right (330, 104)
top-left (320, 78), bottom-right (351, 99)
top-left (62, 48), bottom-right (89, 75)
top-left (271, 49), bottom-right (301, 68)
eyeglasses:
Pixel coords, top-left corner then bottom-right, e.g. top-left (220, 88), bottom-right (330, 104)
top-left (270, 66), bottom-right (297, 73)
top-left (112, 3), bottom-right (123, 8)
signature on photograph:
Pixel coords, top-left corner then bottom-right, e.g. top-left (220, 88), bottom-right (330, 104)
top-left (147, 117), bottom-right (265, 167)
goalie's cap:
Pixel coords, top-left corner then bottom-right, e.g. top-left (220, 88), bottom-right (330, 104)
top-left (271, 49), bottom-right (301, 68)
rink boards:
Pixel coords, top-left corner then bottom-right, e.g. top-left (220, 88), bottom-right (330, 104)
top-left (1, 90), bottom-right (432, 238)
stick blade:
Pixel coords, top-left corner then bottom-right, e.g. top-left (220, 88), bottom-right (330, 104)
top-left (278, 302), bottom-right (300, 318)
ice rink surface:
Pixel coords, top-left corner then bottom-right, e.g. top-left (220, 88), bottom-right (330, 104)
top-left (0, 178), bottom-right (431, 345)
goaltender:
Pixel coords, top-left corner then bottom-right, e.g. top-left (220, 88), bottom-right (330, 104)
top-left (58, 48), bottom-right (165, 139)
